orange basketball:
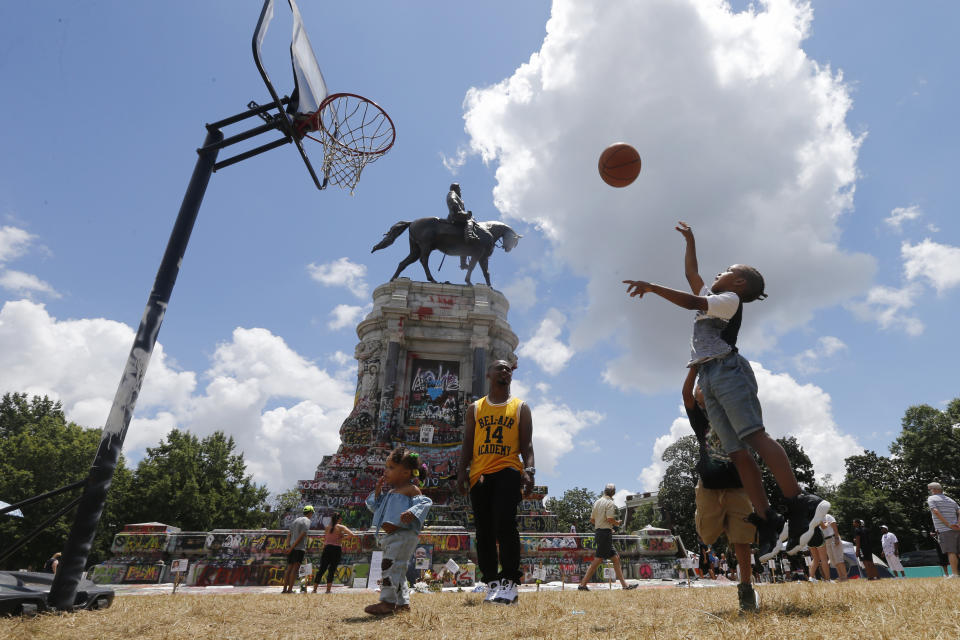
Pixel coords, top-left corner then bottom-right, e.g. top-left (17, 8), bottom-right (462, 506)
top-left (598, 143), bottom-right (641, 188)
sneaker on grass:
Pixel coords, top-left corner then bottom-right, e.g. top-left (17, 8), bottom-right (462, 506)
top-left (483, 580), bottom-right (501, 604)
top-left (737, 583), bottom-right (759, 612)
top-left (494, 580), bottom-right (518, 605)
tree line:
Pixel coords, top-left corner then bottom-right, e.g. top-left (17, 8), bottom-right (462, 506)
top-left (545, 398), bottom-right (960, 560)
top-left (0, 393), bottom-right (271, 571)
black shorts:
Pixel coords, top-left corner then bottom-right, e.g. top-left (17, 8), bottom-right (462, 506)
top-left (288, 548), bottom-right (305, 564)
top-left (595, 528), bottom-right (617, 560)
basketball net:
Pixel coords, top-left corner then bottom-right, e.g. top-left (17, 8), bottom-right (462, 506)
top-left (296, 93), bottom-right (395, 194)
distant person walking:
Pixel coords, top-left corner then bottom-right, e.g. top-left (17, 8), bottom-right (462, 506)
top-left (880, 525), bottom-right (905, 578)
top-left (927, 482), bottom-right (960, 578)
top-left (282, 505), bottom-right (314, 593)
top-left (818, 513), bottom-right (847, 581)
top-left (43, 552), bottom-right (61, 574)
top-left (852, 519), bottom-right (878, 580)
top-left (313, 512), bottom-right (356, 593)
top-left (577, 484), bottom-right (638, 591)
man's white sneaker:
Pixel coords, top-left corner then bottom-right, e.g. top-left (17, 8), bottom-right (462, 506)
top-left (483, 580), bottom-right (501, 603)
top-left (494, 580), bottom-right (518, 605)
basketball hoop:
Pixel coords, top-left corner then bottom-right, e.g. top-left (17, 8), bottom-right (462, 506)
top-left (296, 93), bottom-right (396, 194)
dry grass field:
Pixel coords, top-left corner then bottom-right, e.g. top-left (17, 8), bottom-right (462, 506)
top-left (3, 579), bottom-right (959, 640)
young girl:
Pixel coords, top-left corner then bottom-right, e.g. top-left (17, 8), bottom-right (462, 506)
top-left (313, 512), bottom-right (355, 593)
top-left (363, 447), bottom-right (432, 615)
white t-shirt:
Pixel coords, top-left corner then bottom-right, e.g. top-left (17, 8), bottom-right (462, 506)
top-left (819, 514), bottom-right (837, 538)
top-left (689, 286), bottom-right (741, 365)
top-left (881, 531), bottom-right (898, 555)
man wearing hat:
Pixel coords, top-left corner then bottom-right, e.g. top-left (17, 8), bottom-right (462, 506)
top-left (282, 505), bottom-right (314, 593)
top-left (880, 525), bottom-right (905, 578)
top-left (577, 484), bottom-right (637, 591)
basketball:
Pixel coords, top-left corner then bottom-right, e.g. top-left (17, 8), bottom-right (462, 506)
top-left (598, 143), bottom-right (641, 188)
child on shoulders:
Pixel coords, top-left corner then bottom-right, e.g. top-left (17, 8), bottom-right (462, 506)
top-left (624, 221), bottom-right (829, 563)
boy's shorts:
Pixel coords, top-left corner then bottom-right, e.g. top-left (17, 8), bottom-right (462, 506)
top-left (695, 483), bottom-right (755, 545)
top-left (697, 352), bottom-right (765, 454)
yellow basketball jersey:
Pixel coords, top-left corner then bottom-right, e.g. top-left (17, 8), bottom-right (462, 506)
top-left (469, 396), bottom-right (524, 487)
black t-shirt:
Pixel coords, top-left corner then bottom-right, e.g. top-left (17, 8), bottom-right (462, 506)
top-left (686, 405), bottom-right (743, 490)
top-left (855, 526), bottom-right (872, 550)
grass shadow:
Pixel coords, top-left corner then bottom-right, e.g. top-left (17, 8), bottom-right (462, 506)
top-left (341, 616), bottom-right (386, 625)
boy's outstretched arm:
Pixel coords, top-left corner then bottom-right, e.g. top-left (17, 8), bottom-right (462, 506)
top-left (623, 280), bottom-right (708, 312)
top-left (676, 221), bottom-right (704, 294)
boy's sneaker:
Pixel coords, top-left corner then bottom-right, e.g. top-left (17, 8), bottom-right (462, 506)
top-left (577, 584), bottom-right (589, 591)
top-left (748, 509), bottom-right (787, 562)
top-left (737, 583), bottom-right (759, 612)
top-left (784, 494), bottom-right (830, 555)
top-left (483, 580), bottom-right (501, 603)
top-left (494, 579), bottom-right (519, 605)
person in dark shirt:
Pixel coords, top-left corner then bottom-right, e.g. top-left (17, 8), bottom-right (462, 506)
top-left (852, 519), bottom-right (878, 580)
top-left (684, 366), bottom-right (758, 611)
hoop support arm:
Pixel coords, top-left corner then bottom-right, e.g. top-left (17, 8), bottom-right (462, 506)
top-left (214, 137), bottom-right (291, 171)
top-left (0, 479), bottom-right (86, 516)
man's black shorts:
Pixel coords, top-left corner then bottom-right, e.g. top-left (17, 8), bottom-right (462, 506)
top-left (595, 528), bottom-right (617, 560)
top-left (288, 548), bottom-right (305, 564)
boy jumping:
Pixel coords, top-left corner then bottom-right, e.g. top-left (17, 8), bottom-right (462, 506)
top-left (623, 221), bottom-right (829, 561)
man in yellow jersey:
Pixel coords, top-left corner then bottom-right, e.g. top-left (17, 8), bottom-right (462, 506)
top-left (456, 360), bottom-right (535, 605)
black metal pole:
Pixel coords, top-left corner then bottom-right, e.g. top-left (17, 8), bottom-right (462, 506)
top-left (0, 479), bottom-right (85, 516)
top-left (0, 495), bottom-right (84, 566)
top-left (47, 127), bottom-right (223, 610)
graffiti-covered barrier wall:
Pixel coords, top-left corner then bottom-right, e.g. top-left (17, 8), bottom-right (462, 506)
top-left (91, 524), bottom-right (684, 586)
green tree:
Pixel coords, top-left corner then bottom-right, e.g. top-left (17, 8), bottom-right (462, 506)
top-left (122, 429), bottom-right (270, 531)
top-left (0, 393), bottom-right (131, 570)
top-left (544, 487), bottom-right (598, 533)
top-left (270, 487), bottom-right (303, 528)
top-left (656, 435), bottom-right (699, 549)
top-left (626, 501), bottom-right (663, 532)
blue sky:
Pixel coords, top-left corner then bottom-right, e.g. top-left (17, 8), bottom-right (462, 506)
top-left (1, 1), bottom-right (958, 505)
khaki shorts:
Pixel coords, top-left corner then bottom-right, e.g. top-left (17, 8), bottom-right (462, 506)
top-left (823, 537), bottom-right (844, 565)
top-left (695, 484), bottom-right (754, 545)
top-left (885, 553), bottom-right (904, 572)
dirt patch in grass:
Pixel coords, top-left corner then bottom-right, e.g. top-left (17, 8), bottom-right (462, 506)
top-left (2, 579), bottom-right (959, 640)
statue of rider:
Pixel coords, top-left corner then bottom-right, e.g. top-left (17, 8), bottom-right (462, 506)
top-left (446, 183), bottom-right (480, 270)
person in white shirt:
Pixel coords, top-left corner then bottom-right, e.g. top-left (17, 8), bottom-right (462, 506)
top-left (879, 525), bottom-right (905, 577)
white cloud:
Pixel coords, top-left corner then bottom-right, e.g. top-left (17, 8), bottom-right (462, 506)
top-left (440, 147), bottom-right (469, 173)
top-left (0, 300), bottom-right (354, 493)
top-left (0, 270), bottom-right (60, 298)
top-left (461, 0), bottom-right (874, 393)
top-left (327, 303), bottom-right (371, 330)
top-left (791, 335), bottom-right (847, 374)
top-left (529, 399), bottom-right (603, 476)
top-left (636, 360), bottom-right (861, 490)
top-left (612, 488), bottom-right (632, 509)
top-left (0, 226), bottom-right (35, 263)
top-left (330, 350), bottom-right (353, 366)
top-left (500, 276), bottom-right (538, 312)
top-left (849, 284), bottom-right (924, 336)
top-left (518, 308), bottom-right (575, 374)
top-left (902, 239), bottom-right (960, 294)
top-left (884, 205), bottom-right (921, 232)
top-left (306, 257), bottom-right (369, 299)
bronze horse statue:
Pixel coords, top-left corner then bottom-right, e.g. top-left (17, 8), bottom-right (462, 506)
top-left (372, 218), bottom-right (521, 286)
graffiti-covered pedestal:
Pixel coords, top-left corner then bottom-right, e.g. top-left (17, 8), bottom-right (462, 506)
top-left (293, 279), bottom-right (556, 531)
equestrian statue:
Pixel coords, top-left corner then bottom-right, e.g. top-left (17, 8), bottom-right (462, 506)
top-left (371, 184), bottom-right (521, 287)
